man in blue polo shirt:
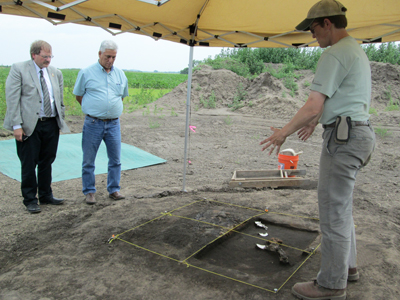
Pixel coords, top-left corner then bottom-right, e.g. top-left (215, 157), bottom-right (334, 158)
top-left (73, 40), bottom-right (129, 205)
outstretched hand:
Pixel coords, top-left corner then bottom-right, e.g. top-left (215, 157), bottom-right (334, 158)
top-left (259, 126), bottom-right (287, 156)
top-left (297, 124), bottom-right (316, 141)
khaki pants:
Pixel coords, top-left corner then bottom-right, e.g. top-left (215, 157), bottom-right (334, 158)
top-left (317, 124), bottom-right (375, 289)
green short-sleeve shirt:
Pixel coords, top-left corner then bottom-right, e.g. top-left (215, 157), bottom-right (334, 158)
top-left (311, 36), bottom-right (371, 125)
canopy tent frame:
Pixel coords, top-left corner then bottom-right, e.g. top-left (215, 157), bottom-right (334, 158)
top-left (31, 0), bottom-right (88, 12)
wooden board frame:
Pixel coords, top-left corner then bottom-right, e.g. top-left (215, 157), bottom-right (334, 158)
top-left (229, 169), bottom-right (309, 188)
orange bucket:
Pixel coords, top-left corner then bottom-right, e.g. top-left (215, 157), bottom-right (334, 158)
top-left (278, 154), bottom-right (299, 177)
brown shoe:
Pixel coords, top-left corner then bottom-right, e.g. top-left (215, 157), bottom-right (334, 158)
top-left (109, 191), bottom-right (125, 200)
top-left (85, 193), bottom-right (96, 205)
top-left (292, 280), bottom-right (346, 300)
top-left (348, 267), bottom-right (359, 282)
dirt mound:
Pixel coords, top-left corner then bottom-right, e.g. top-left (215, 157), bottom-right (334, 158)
top-left (153, 62), bottom-right (400, 124)
top-left (154, 65), bottom-right (248, 112)
top-left (369, 62), bottom-right (400, 125)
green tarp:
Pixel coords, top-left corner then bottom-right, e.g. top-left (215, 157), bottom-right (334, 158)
top-left (0, 133), bottom-right (166, 182)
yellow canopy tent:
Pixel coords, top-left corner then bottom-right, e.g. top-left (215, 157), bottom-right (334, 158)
top-left (1, 0), bottom-right (400, 47)
top-left (1, 0), bottom-right (399, 189)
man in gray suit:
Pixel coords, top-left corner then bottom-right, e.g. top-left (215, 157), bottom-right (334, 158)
top-left (3, 40), bottom-right (70, 214)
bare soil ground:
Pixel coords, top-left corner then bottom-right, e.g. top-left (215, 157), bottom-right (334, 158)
top-left (0, 62), bottom-right (400, 300)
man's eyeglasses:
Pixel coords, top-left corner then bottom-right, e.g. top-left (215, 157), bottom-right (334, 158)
top-left (310, 23), bottom-right (321, 34)
top-left (39, 55), bottom-right (54, 59)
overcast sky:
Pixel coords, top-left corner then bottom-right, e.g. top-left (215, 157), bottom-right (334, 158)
top-left (0, 14), bottom-right (224, 72)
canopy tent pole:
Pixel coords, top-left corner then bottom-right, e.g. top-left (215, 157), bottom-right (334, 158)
top-left (182, 45), bottom-right (194, 192)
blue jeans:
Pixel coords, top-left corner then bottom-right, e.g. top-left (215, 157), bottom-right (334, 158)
top-left (82, 115), bottom-right (121, 195)
top-left (317, 124), bottom-right (375, 289)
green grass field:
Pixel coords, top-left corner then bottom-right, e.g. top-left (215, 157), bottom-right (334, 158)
top-left (0, 67), bottom-right (187, 122)
top-left (124, 88), bottom-right (172, 113)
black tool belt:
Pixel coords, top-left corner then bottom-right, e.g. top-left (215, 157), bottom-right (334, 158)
top-left (323, 120), bottom-right (369, 129)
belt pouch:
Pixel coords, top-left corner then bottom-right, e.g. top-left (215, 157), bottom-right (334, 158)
top-left (334, 116), bottom-right (352, 144)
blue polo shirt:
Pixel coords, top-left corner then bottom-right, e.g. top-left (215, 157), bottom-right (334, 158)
top-left (73, 61), bottom-right (129, 119)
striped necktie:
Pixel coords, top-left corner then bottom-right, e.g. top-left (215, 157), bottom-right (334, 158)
top-left (40, 70), bottom-right (52, 117)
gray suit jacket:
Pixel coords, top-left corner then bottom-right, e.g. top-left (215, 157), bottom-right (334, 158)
top-left (3, 60), bottom-right (70, 136)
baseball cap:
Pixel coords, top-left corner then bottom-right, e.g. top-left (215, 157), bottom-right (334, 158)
top-left (296, 0), bottom-right (347, 31)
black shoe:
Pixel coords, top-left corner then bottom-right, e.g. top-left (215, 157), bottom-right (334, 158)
top-left (40, 197), bottom-right (64, 205)
top-left (26, 203), bottom-right (41, 214)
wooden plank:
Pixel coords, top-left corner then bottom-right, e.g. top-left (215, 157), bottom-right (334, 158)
top-left (229, 178), bottom-right (310, 188)
top-left (231, 170), bottom-right (238, 180)
top-left (233, 177), bottom-right (301, 181)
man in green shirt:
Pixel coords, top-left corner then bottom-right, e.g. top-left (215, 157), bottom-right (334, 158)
top-left (260, 1), bottom-right (375, 299)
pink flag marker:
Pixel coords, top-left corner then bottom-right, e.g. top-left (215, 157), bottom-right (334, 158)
top-left (189, 126), bottom-right (196, 133)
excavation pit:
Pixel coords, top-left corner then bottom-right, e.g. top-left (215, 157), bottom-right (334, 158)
top-left (192, 217), bottom-right (319, 290)
top-left (119, 199), bottom-right (319, 292)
